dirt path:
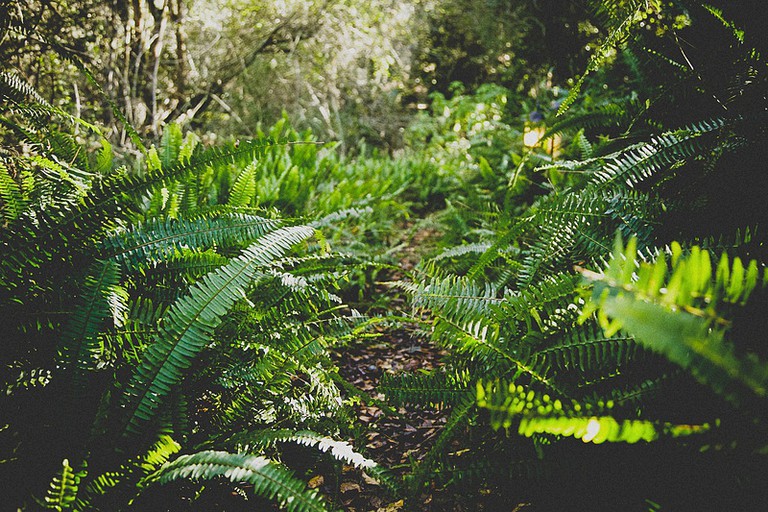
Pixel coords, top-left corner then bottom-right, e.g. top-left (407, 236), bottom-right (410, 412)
top-left (330, 322), bottom-right (451, 511)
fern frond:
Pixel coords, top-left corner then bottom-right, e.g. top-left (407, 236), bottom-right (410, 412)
top-left (118, 225), bottom-right (315, 439)
top-left (406, 396), bottom-right (475, 492)
top-left (233, 429), bottom-right (376, 470)
top-left (56, 259), bottom-right (122, 388)
top-left (135, 249), bottom-right (229, 293)
top-left (0, 71), bottom-right (101, 135)
top-left (147, 451), bottom-right (331, 512)
top-left (501, 273), bottom-right (581, 332)
top-left (159, 124), bottom-right (183, 169)
top-left (590, 118), bottom-right (727, 188)
top-left (409, 274), bottom-right (502, 326)
top-left (558, 0), bottom-right (646, 115)
top-left (0, 158), bottom-right (26, 222)
top-left (478, 381), bottom-right (712, 444)
top-left (92, 139), bottom-right (113, 175)
top-left (528, 323), bottom-right (641, 382)
top-left (309, 206), bottom-right (374, 228)
top-left (545, 100), bottom-right (652, 141)
top-left (232, 429), bottom-right (399, 494)
top-left (583, 236), bottom-right (768, 403)
top-left (71, 435), bottom-right (181, 510)
top-left (0, 139), bottom-right (281, 293)
top-left (101, 212), bottom-right (281, 269)
top-left (40, 459), bottom-right (84, 511)
top-left (380, 370), bottom-right (471, 408)
top-left (229, 161), bottom-right (257, 207)
top-left (4, 366), bottom-right (52, 396)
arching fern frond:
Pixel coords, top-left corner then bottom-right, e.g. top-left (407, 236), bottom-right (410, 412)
top-left (582, 236), bottom-right (768, 404)
top-left (557, 0), bottom-right (647, 115)
top-left (0, 158), bottom-right (26, 222)
top-left (527, 322), bottom-right (641, 382)
top-left (478, 380), bottom-right (712, 444)
top-left (0, 139), bottom-right (283, 300)
top-left (500, 273), bottom-right (581, 332)
top-left (118, 225), bottom-right (316, 439)
top-left (101, 211), bottom-right (281, 269)
top-left (228, 160), bottom-right (257, 207)
top-left (56, 259), bottom-right (122, 390)
top-left (39, 459), bottom-right (84, 511)
top-left (380, 370), bottom-right (472, 408)
top-left (71, 435), bottom-right (181, 511)
top-left (0, 71), bottom-right (101, 135)
top-left (230, 429), bottom-right (399, 494)
top-left (590, 118), bottom-right (728, 188)
top-left (147, 451), bottom-right (331, 512)
top-left (408, 274), bottom-right (502, 327)
top-left (159, 124), bottom-right (183, 170)
top-left (232, 429), bottom-right (377, 470)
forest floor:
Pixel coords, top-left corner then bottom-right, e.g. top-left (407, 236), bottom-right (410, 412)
top-left (330, 323), bottom-right (531, 512)
top-left (325, 225), bottom-right (531, 511)
top-left (331, 324), bottom-right (450, 511)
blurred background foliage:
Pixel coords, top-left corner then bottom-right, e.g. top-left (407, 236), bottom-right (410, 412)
top-left (0, 0), bottom-right (601, 153)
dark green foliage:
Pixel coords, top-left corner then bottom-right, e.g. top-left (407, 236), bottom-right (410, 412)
top-left (4, 1), bottom-right (768, 510)
top-left (56, 259), bottom-right (123, 390)
top-left (0, 73), bottom-right (378, 510)
top-left (118, 225), bottom-right (317, 440)
top-left (385, 1), bottom-right (768, 508)
top-left (585, 237), bottom-right (768, 407)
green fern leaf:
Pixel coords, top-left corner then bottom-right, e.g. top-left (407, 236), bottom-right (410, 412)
top-left (101, 211), bottom-right (281, 269)
top-left (380, 370), bottom-right (471, 407)
top-left (229, 161), bottom-right (257, 207)
top-left (119, 225), bottom-right (315, 438)
top-left (0, 159), bottom-right (26, 222)
top-left (57, 259), bottom-right (122, 388)
top-left (478, 381), bottom-right (712, 444)
top-left (92, 138), bottom-right (113, 175)
top-left (41, 459), bottom-right (84, 511)
top-left (160, 123), bottom-right (183, 169)
top-left (584, 237), bottom-right (768, 403)
top-left (148, 451), bottom-right (332, 512)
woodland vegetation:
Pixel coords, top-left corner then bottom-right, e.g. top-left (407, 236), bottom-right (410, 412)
top-left (1, 0), bottom-right (767, 510)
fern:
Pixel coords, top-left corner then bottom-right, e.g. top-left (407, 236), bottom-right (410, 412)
top-left (119, 225), bottom-right (315, 439)
top-left (583, 236), bottom-right (768, 404)
top-left (589, 119), bottom-right (728, 188)
top-left (101, 211), bottom-right (281, 269)
top-left (233, 430), bottom-right (402, 495)
top-left (40, 459), bottom-right (84, 511)
top-left (408, 274), bottom-right (502, 326)
top-left (380, 370), bottom-right (472, 408)
top-left (147, 451), bottom-right (332, 512)
top-left (558, 0), bottom-right (647, 115)
top-left (1, 139), bottom-right (278, 263)
top-left (0, 158), bottom-right (26, 222)
top-left (56, 259), bottom-right (123, 389)
top-left (159, 124), bottom-right (183, 170)
top-left (70, 435), bottom-right (181, 510)
top-left (478, 381), bottom-right (712, 444)
top-left (229, 161), bottom-right (258, 207)
top-left (527, 322), bottom-right (641, 382)
top-left (231, 429), bottom-right (376, 470)
top-left (0, 71), bottom-right (101, 135)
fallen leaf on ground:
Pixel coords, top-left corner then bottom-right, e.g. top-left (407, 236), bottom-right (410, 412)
top-left (362, 472), bottom-right (380, 486)
top-left (340, 482), bottom-right (361, 493)
top-left (307, 475), bottom-right (324, 489)
top-left (376, 499), bottom-right (404, 511)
